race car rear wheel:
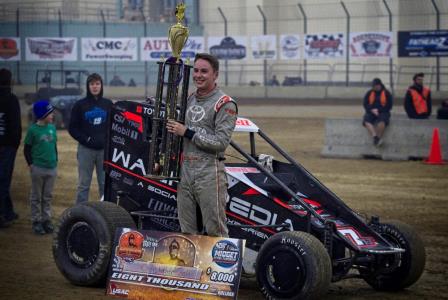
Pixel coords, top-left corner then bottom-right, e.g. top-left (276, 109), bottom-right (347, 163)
top-left (362, 220), bottom-right (426, 291)
top-left (256, 231), bottom-right (332, 300)
top-left (53, 201), bottom-right (135, 286)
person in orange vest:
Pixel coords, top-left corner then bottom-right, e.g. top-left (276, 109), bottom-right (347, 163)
top-left (362, 78), bottom-right (393, 147)
top-left (404, 73), bottom-right (432, 119)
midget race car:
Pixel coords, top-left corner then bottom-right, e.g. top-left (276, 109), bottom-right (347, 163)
top-left (53, 100), bottom-right (426, 299)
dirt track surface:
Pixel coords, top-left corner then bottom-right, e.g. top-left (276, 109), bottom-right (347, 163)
top-left (1, 103), bottom-right (447, 300)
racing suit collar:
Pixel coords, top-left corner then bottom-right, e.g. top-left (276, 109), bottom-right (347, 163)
top-left (195, 85), bottom-right (219, 100)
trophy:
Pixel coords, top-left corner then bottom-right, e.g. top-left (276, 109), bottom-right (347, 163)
top-left (146, 2), bottom-right (191, 179)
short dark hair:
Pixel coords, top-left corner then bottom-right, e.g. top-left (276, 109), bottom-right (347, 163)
top-left (413, 73), bottom-right (424, 81)
top-left (0, 68), bottom-right (12, 87)
top-left (194, 53), bottom-right (219, 72)
top-left (87, 73), bottom-right (103, 84)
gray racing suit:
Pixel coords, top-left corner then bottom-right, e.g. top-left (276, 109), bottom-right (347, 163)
top-left (177, 87), bottom-right (237, 237)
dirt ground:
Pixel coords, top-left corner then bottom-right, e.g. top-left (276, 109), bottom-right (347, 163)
top-left (0, 102), bottom-right (447, 300)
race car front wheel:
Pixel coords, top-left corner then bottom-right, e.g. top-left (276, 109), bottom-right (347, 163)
top-left (52, 201), bottom-right (135, 286)
top-left (256, 231), bottom-right (332, 300)
top-left (362, 220), bottom-right (426, 291)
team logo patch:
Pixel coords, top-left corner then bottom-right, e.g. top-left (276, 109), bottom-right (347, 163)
top-left (187, 105), bottom-right (205, 122)
top-left (214, 95), bottom-right (234, 112)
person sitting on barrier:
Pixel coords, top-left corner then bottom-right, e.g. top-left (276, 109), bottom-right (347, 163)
top-left (404, 73), bottom-right (432, 119)
top-left (362, 78), bottom-right (393, 147)
top-left (166, 53), bottom-right (238, 238)
top-left (437, 99), bottom-right (448, 120)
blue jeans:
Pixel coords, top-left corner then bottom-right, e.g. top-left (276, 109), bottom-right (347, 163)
top-left (0, 146), bottom-right (18, 221)
top-left (76, 144), bottom-right (105, 204)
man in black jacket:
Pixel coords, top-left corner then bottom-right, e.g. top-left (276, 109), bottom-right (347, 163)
top-left (69, 73), bottom-right (112, 203)
top-left (0, 68), bottom-right (21, 227)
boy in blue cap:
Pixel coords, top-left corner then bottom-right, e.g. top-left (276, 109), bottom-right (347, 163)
top-left (24, 100), bottom-right (58, 235)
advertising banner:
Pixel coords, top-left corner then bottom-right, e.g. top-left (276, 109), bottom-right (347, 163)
top-left (250, 35), bottom-right (277, 60)
top-left (0, 37), bottom-right (20, 61)
top-left (279, 34), bottom-right (300, 60)
top-left (398, 30), bottom-right (448, 57)
top-left (81, 38), bottom-right (137, 61)
top-left (349, 32), bottom-right (393, 58)
top-left (141, 36), bottom-right (204, 61)
top-left (25, 37), bottom-right (76, 61)
top-left (208, 36), bottom-right (247, 60)
top-left (106, 228), bottom-right (245, 299)
top-left (304, 33), bottom-right (344, 59)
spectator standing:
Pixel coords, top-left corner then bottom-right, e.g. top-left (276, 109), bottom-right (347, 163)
top-left (24, 100), bottom-right (57, 235)
top-left (404, 73), bottom-right (432, 119)
top-left (0, 68), bottom-right (21, 228)
top-left (167, 53), bottom-right (238, 237)
top-left (362, 78), bottom-right (393, 147)
top-left (69, 73), bottom-right (112, 203)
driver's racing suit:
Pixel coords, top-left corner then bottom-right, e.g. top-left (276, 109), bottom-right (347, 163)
top-left (178, 87), bottom-right (237, 237)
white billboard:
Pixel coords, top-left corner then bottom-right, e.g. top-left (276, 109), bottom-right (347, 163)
top-left (82, 38), bottom-right (137, 61)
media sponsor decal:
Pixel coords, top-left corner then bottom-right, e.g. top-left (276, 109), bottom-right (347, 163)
top-left (208, 36), bottom-right (247, 60)
top-left (280, 34), bottom-right (300, 60)
top-left (305, 33), bottom-right (344, 59)
top-left (25, 37), bottom-right (77, 61)
top-left (350, 32), bottom-right (393, 57)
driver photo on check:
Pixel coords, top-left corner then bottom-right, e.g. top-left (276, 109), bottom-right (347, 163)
top-left (167, 53), bottom-right (238, 237)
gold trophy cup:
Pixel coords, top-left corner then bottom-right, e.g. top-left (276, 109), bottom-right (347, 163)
top-left (146, 2), bottom-right (191, 179)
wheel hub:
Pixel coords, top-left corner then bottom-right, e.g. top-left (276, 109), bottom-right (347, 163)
top-left (67, 221), bottom-right (99, 268)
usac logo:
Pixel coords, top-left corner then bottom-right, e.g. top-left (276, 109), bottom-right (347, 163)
top-left (117, 231), bottom-right (144, 261)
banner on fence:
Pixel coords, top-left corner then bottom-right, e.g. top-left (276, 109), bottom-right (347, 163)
top-left (25, 37), bottom-right (76, 61)
top-left (349, 32), bottom-right (393, 58)
top-left (81, 38), bottom-right (137, 61)
top-left (279, 34), bottom-right (300, 60)
top-left (208, 36), bottom-right (247, 60)
top-left (398, 30), bottom-right (448, 57)
top-left (140, 36), bottom-right (204, 61)
top-left (304, 33), bottom-right (344, 59)
top-left (106, 228), bottom-right (245, 299)
top-left (0, 38), bottom-right (20, 61)
top-left (250, 35), bottom-right (277, 60)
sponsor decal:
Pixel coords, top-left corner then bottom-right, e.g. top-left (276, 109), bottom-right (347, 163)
top-left (187, 105), bottom-right (205, 122)
top-left (212, 240), bottom-right (240, 268)
top-left (305, 33), bottom-right (344, 59)
top-left (109, 169), bottom-right (122, 180)
top-left (121, 111), bottom-right (143, 132)
top-left (117, 231), bottom-right (145, 261)
top-left (250, 35), bottom-right (277, 60)
top-left (337, 226), bottom-right (378, 248)
top-left (111, 123), bottom-right (139, 140)
top-left (0, 38), bottom-right (20, 60)
top-left (398, 30), bottom-right (448, 57)
top-left (82, 38), bottom-right (137, 61)
top-left (229, 197), bottom-right (294, 232)
top-left (214, 95), bottom-right (234, 112)
top-left (208, 36), bottom-right (247, 60)
top-left (25, 37), bottom-right (77, 61)
top-left (109, 283), bottom-right (129, 296)
top-left (113, 113), bottom-right (125, 124)
top-left (350, 32), bottom-right (393, 58)
top-left (111, 135), bottom-right (125, 145)
top-left (280, 34), bottom-right (300, 59)
top-left (123, 177), bottom-right (134, 186)
top-left (141, 36), bottom-right (204, 61)
top-left (111, 148), bottom-right (146, 175)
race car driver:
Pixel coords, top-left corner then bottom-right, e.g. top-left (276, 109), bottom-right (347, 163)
top-left (167, 53), bottom-right (237, 237)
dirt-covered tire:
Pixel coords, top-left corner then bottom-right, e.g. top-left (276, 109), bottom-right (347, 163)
top-left (256, 231), bottom-right (332, 300)
top-left (52, 201), bottom-right (135, 286)
top-left (363, 220), bottom-right (426, 291)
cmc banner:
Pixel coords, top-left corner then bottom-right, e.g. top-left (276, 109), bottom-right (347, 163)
top-left (304, 33), bottom-right (344, 59)
top-left (279, 34), bottom-right (300, 60)
top-left (208, 36), bottom-right (247, 60)
top-left (25, 37), bottom-right (77, 61)
top-left (0, 37), bottom-right (20, 61)
top-left (107, 228), bottom-right (245, 299)
top-left (250, 35), bottom-right (277, 60)
top-left (140, 36), bottom-right (204, 61)
top-left (349, 32), bottom-right (393, 58)
top-left (398, 30), bottom-right (448, 57)
top-left (82, 38), bottom-right (137, 61)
